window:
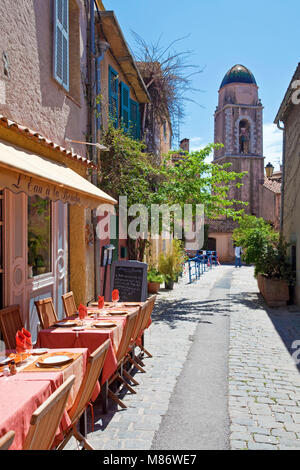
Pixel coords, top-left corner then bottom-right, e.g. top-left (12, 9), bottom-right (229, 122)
top-left (108, 66), bottom-right (119, 127)
top-left (120, 82), bottom-right (130, 132)
top-left (129, 99), bottom-right (140, 140)
top-left (163, 121), bottom-right (167, 142)
top-left (53, 0), bottom-right (69, 92)
top-left (28, 196), bottom-right (52, 277)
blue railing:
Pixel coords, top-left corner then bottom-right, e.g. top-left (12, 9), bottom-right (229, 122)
top-left (186, 250), bottom-right (220, 284)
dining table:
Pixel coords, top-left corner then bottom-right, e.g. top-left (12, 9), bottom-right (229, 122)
top-left (0, 347), bottom-right (88, 450)
top-left (36, 303), bottom-right (142, 384)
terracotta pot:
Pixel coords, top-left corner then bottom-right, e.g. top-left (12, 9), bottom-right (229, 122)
top-left (257, 274), bottom-right (289, 307)
top-left (147, 282), bottom-right (161, 294)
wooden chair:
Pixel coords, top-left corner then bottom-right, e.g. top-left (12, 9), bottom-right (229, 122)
top-left (0, 431), bottom-right (15, 450)
top-left (23, 375), bottom-right (75, 450)
top-left (107, 310), bottom-right (139, 409)
top-left (34, 298), bottom-right (58, 329)
top-left (136, 295), bottom-right (157, 359)
top-left (62, 291), bottom-right (77, 318)
top-left (0, 305), bottom-right (23, 350)
top-left (57, 340), bottom-right (110, 450)
top-left (123, 304), bottom-right (148, 384)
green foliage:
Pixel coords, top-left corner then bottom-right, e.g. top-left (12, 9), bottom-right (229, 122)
top-left (158, 240), bottom-right (187, 282)
top-left (233, 215), bottom-right (279, 267)
top-left (233, 215), bottom-right (295, 283)
top-left (153, 145), bottom-right (248, 219)
top-left (99, 122), bottom-right (156, 208)
top-left (147, 268), bottom-right (164, 283)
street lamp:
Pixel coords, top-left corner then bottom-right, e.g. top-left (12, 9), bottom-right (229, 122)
top-left (65, 138), bottom-right (109, 151)
top-left (265, 162), bottom-right (274, 178)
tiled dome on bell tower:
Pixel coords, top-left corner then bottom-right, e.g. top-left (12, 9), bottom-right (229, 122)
top-left (213, 64), bottom-right (264, 216)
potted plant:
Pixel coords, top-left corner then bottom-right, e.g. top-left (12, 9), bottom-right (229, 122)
top-left (158, 250), bottom-right (177, 290)
top-left (233, 216), bottom-right (295, 307)
top-left (147, 268), bottom-right (164, 294)
top-left (254, 239), bottom-right (294, 307)
top-left (36, 255), bottom-right (46, 275)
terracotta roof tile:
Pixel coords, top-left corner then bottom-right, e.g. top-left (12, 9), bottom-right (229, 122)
top-left (0, 115), bottom-right (95, 168)
top-left (263, 176), bottom-right (281, 194)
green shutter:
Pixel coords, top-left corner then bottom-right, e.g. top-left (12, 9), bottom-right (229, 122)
top-left (54, 0), bottom-right (69, 91)
top-left (120, 82), bottom-right (130, 132)
top-left (129, 99), bottom-right (140, 140)
top-left (108, 66), bottom-right (119, 128)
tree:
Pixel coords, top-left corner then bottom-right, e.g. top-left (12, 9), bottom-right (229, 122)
top-left (132, 32), bottom-right (203, 150)
top-left (98, 125), bottom-right (247, 260)
top-left (231, 215), bottom-right (294, 281)
top-left (153, 145), bottom-right (247, 219)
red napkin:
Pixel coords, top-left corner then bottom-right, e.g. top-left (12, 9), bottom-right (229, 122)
top-left (112, 289), bottom-right (119, 302)
top-left (16, 330), bottom-right (27, 353)
top-left (98, 296), bottom-right (105, 309)
top-left (78, 303), bottom-right (87, 320)
top-left (21, 328), bottom-right (32, 349)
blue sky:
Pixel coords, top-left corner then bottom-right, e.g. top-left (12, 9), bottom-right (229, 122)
top-left (104, 0), bottom-right (299, 170)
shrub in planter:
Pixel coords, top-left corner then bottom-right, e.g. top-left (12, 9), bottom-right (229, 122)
top-left (147, 269), bottom-right (164, 294)
top-left (158, 251), bottom-right (177, 290)
top-left (233, 216), bottom-right (295, 307)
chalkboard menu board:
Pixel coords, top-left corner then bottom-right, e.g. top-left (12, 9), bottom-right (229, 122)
top-left (110, 260), bottom-right (148, 302)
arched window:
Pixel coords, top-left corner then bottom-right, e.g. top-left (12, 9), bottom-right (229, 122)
top-left (239, 119), bottom-right (251, 154)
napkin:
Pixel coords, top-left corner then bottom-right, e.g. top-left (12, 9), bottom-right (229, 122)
top-left (98, 296), bottom-right (105, 309)
top-left (112, 289), bottom-right (119, 302)
top-left (21, 327), bottom-right (32, 349)
top-left (16, 330), bottom-right (27, 353)
top-left (78, 303), bottom-right (87, 320)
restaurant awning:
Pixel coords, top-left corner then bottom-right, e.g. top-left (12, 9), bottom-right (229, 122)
top-left (0, 139), bottom-right (117, 209)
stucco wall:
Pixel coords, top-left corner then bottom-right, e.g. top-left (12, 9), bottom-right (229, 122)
top-left (209, 232), bottom-right (235, 263)
top-left (282, 103), bottom-right (300, 305)
top-left (0, 0), bottom-right (88, 157)
top-left (259, 185), bottom-right (280, 229)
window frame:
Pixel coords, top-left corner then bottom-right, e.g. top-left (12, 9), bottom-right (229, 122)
top-left (53, 0), bottom-right (70, 92)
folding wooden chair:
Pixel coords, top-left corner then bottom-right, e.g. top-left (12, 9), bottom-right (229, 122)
top-left (136, 295), bottom-right (157, 359)
top-left (0, 305), bottom-right (23, 349)
top-left (23, 375), bottom-right (75, 450)
top-left (123, 303), bottom-right (148, 382)
top-left (0, 430), bottom-right (15, 450)
top-left (62, 291), bottom-right (77, 318)
top-left (34, 298), bottom-right (58, 329)
top-left (107, 310), bottom-right (138, 409)
top-left (57, 340), bottom-right (110, 450)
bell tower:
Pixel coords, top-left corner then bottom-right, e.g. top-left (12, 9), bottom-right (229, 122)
top-left (214, 64), bottom-right (264, 216)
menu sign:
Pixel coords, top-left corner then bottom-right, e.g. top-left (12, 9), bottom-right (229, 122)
top-left (110, 261), bottom-right (148, 302)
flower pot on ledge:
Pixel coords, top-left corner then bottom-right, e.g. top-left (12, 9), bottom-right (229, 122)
top-left (257, 274), bottom-right (289, 307)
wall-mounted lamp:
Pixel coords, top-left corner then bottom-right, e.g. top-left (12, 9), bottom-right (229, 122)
top-left (65, 138), bottom-right (109, 151)
top-left (265, 162), bottom-right (274, 178)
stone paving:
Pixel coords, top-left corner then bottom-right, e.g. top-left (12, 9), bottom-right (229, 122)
top-left (67, 264), bottom-right (227, 450)
top-left (229, 266), bottom-right (300, 450)
top-left (66, 264), bottom-right (300, 450)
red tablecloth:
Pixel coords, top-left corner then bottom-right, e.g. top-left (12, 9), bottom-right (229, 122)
top-left (0, 348), bottom-right (89, 450)
top-left (37, 318), bottom-right (127, 383)
top-left (0, 380), bottom-right (53, 450)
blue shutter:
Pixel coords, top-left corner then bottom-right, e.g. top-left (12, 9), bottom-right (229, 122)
top-left (129, 99), bottom-right (140, 140)
top-left (108, 66), bottom-right (119, 128)
top-left (54, 0), bottom-right (69, 91)
top-left (120, 82), bottom-right (130, 132)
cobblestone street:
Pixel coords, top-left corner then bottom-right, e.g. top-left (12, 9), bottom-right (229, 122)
top-left (67, 265), bottom-right (300, 450)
